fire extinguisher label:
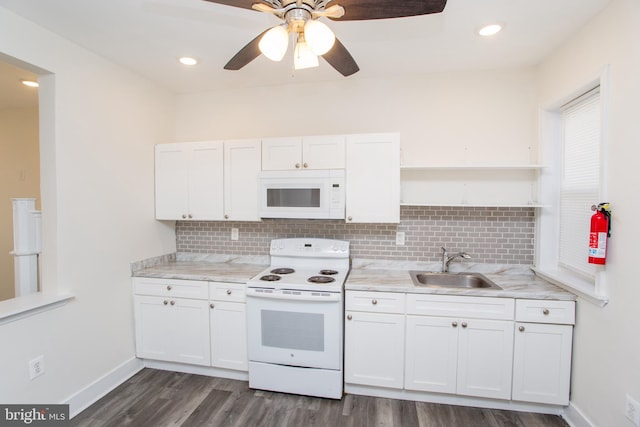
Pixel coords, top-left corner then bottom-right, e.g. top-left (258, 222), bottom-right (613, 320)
top-left (589, 232), bottom-right (607, 258)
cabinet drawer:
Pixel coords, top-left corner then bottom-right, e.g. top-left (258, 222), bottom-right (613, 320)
top-left (209, 282), bottom-right (246, 302)
top-left (346, 291), bottom-right (405, 314)
top-left (515, 299), bottom-right (575, 325)
top-left (133, 277), bottom-right (209, 299)
top-left (406, 294), bottom-right (514, 320)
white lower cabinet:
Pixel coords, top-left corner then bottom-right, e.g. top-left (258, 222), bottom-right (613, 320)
top-left (405, 311), bottom-right (514, 400)
top-left (345, 291), bottom-right (405, 389)
top-left (345, 311), bottom-right (405, 389)
top-left (209, 282), bottom-right (248, 371)
top-left (347, 290), bottom-right (575, 408)
top-left (134, 295), bottom-right (211, 366)
top-left (133, 278), bottom-right (248, 372)
top-left (512, 299), bottom-right (575, 405)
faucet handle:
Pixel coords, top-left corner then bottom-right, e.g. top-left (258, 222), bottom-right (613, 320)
top-left (440, 246), bottom-right (447, 253)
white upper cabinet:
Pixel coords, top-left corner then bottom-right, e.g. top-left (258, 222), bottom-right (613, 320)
top-left (156, 140), bottom-right (261, 222)
top-left (345, 133), bottom-right (400, 223)
top-left (224, 139), bottom-right (261, 221)
top-left (155, 141), bottom-right (223, 220)
top-left (262, 135), bottom-right (345, 170)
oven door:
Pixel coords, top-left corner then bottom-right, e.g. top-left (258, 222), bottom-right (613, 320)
top-left (246, 288), bottom-right (343, 370)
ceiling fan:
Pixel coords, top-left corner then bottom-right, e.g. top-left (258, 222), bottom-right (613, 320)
top-left (202, 0), bottom-right (447, 76)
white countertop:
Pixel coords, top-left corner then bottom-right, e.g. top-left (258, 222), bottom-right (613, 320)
top-left (345, 260), bottom-right (576, 301)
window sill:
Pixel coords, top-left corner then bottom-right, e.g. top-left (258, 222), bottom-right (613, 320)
top-left (532, 267), bottom-right (608, 307)
top-left (0, 292), bottom-right (75, 326)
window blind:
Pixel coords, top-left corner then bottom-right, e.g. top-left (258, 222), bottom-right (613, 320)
top-left (558, 87), bottom-right (600, 278)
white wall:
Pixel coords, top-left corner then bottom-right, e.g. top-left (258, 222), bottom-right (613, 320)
top-left (537, 0), bottom-right (640, 425)
top-left (0, 8), bottom-right (176, 408)
top-left (175, 68), bottom-right (538, 165)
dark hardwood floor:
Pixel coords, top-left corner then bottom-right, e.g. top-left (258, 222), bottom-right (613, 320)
top-left (71, 369), bottom-right (568, 427)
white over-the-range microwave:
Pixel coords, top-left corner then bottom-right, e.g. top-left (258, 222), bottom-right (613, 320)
top-left (258, 170), bottom-right (345, 219)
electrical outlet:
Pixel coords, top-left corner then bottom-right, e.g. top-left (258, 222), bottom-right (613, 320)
top-left (626, 394), bottom-right (640, 426)
top-left (29, 355), bottom-right (44, 380)
top-left (395, 231), bottom-right (405, 246)
top-left (231, 228), bottom-right (239, 241)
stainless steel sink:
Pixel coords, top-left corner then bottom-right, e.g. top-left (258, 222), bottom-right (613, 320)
top-left (409, 271), bottom-right (502, 290)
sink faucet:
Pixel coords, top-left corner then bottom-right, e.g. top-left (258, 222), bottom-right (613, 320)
top-left (441, 247), bottom-right (471, 272)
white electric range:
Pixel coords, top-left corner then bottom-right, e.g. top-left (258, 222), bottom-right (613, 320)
top-left (245, 238), bottom-right (350, 399)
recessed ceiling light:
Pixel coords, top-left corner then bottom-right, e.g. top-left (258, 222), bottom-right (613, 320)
top-left (478, 24), bottom-right (503, 37)
top-left (179, 57), bottom-right (198, 66)
top-left (21, 80), bottom-right (39, 88)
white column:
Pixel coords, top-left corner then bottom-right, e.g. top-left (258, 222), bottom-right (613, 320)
top-left (11, 198), bottom-right (41, 297)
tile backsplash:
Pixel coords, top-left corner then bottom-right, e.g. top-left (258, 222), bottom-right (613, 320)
top-left (176, 206), bottom-right (535, 264)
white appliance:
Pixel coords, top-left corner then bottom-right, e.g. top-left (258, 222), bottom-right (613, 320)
top-left (258, 169), bottom-right (345, 219)
top-left (246, 238), bottom-right (350, 399)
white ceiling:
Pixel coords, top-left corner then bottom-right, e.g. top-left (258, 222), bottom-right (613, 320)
top-left (0, 0), bottom-right (611, 95)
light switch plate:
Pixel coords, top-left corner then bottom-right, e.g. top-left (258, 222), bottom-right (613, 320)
top-left (231, 228), bottom-right (239, 241)
top-left (395, 231), bottom-right (405, 246)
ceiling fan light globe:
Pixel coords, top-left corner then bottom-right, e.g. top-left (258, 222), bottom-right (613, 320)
top-left (304, 19), bottom-right (335, 56)
top-left (294, 41), bottom-right (319, 70)
top-left (259, 25), bottom-right (289, 61)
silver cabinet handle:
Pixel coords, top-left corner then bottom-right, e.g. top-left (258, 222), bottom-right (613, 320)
top-left (347, 314), bottom-right (352, 320)
top-left (167, 285), bottom-right (172, 291)
top-left (188, 214), bottom-right (193, 219)
top-left (461, 322), bottom-right (468, 328)
top-left (543, 308), bottom-right (550, 315)
top-left (224, 214), bottom-right (229, 219)
top-left (226, 289), bottom-right (232, 295)
top-left (210, 303), bottom-right (214, 309)
top-left (163, 300), bottom-right (168, 305)
top-left (295, 163), bottom-right (301, 169)
top-left (452, 321), bottom-right (458, 327)
top-left (303, 162), bottom-right (308, 168)
top-left (347, 216), bottom-right (353, 221)
top-left (182, 214), bottom-right (187, 219)
top-left (170, 300), bottom-right (175, 306)
top-left (371, 299), bottom-right (378, 305)
top-left (519, 326), bottom-right (525, 332)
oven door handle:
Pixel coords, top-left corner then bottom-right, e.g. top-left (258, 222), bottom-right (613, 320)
top-left (246, 288), bottom-right (341, 302)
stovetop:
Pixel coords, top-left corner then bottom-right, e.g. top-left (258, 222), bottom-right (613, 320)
top-left (247, 238), bottom-right (350, 293)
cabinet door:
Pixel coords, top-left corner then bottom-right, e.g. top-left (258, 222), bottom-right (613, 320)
top-left (457, 319), bottom-right (514, 400)
top-left (155, 144), bottom-right (189, 220)
top-left (170, 298), bottom-right (212, 366)
top-left (224, 139), bottom-right (261, 221)
top-left (512, 322), bottom-right (573, 405)
top-left (210, 301), bottom-right (248, 371)
top-left (262, 137), bottom-right (302, 170)
top-left (134, 295), bottom-right (211, 366)
top-left (345, 133), bottom-right (400, 223)
top-left (302, 135), bottom-right (345, 169)
top-left (405, 315), bottom-right (458, 394)
top-left (344, 311), bottom-right (404, 389)
top-left (188, 141), bottom-right (224, 220)
top-left (134, 295), bottom-right (174, 361)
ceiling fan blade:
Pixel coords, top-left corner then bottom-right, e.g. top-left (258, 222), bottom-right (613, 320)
top-left (202, 0), bottom-right (264, 12)
top-left (321, 38), bottom-right (359, 77)
top-left (312, 5), bottom-right (345, 19)
top-left (327, 0), bottom-right (447, 21)
top-left (224, 29), bottom-right (269, 70)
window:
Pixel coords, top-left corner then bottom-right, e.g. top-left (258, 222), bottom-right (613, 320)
top-left (535, 71), bottom-right (608, 306)
top-left (558, 87), bottom-right (601, 279)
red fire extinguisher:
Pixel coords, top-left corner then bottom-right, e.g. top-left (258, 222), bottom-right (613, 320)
top-left (588, 203), bottom-right (611, 265)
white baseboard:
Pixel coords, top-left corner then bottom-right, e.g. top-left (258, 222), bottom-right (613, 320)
top-left (64, 357), bottom-right (144, 418)
top-left (563, 402), bottom-right (596, 427)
